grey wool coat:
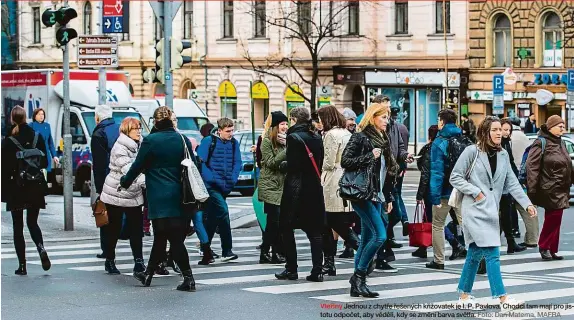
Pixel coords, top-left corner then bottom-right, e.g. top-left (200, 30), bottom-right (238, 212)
top-left (449, 145), bottom-right (532, 248)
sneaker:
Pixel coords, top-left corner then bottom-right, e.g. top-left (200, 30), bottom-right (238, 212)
top-left (456, 296), bottom-right (484, 311)
top-left (425, 261), bottom-right (445, 270)
top-left (221, 251), bottom-right (238, 262)
top-left (375, 261), bottom-right (398, 273)
top-left (500, 296), bottom-right (525, 313)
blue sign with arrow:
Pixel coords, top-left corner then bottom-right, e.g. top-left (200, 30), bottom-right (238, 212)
top-left (102, 0), bottom-right (129, 34)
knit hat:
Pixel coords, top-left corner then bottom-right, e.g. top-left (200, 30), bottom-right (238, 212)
top-left (271, 111), bottom-right (288, 127)
top-left (546, 115), bottom-right (564, 130)
top-left (342, 108), bottom-right (357, 120)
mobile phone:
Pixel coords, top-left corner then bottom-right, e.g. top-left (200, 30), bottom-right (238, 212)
top-left (412, 155), bottom-right (422, 159)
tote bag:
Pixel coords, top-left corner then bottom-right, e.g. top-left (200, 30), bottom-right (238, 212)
top-left (180, 135), bottom-right (210, 203)
top-left (408, 203), bottom-right (432, 248)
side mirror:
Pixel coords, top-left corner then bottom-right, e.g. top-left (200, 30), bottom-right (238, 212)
top-left (570, 153), bottom-right (574, 160)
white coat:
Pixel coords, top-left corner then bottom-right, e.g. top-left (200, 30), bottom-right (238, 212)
top-left (321, 127), bottom-right (351, 213)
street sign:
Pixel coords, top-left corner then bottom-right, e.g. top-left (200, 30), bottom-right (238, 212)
top-left (568, 69), bottom-right (574, 91)
top-left (492, 75), bottom-right (504, 115)
top-left (318, 85), bottom-right (332, 98)
top-left (77, 35), bottom-right (119, 69)
top-left (568, 91), bottom-right (574, 105)
top-left (188, 89), bottom-right (203, 101)
top-left (102, 0), bottom-right (129, 33)
top-left (149, 1), bottom-right (182, 28)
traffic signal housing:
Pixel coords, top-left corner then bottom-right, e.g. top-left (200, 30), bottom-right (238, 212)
top-left (155, 38), bottom-right (165, 84)
top-left (171, 38), bottom-right (192, 70)
top-left (42, 7), bottom-right (78, 46)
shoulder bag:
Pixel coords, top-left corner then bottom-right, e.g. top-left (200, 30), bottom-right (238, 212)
top-left (408, 202), bottom-right (432, 247)
top-left (338, 133), bottom-right (374, 202)
top-left (180, 134), bottom-right (210, 204)
top-left (448, 147), bottom-right (479, 209)
top-left (92, 198), bottom-right (109, 228)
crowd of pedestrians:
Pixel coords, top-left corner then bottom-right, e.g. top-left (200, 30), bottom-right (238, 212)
top-left (2, 99), bottom-right (572, 310)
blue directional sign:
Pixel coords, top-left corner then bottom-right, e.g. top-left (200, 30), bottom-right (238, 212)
top-left (492, 75), bottom-right (504, 115)
top-left (102, 0), bottom-right (129, 34)
top-left (567, 69), bottom-right (574, 92)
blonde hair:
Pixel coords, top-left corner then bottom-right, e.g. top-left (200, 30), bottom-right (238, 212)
top-left (357, 103), bottom-right (390, 132)
top-left (153, 106), bottom-right (173, 123)
top-left (120, 117), bottom-right (141, 135)
top-left (261, 113), bottom-right (273, 138)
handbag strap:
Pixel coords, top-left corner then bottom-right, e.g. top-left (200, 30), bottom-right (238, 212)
top-left (179, 134), bottom-right (191, 161)
top-left (465, 147), bottom-right (480, 181)
top-left (413, 202), bottom-right (427, 223)
top-left (292, 133), bottom-right (321, 180)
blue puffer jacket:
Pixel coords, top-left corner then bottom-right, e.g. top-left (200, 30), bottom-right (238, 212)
top-left (197, 134), bottom-right (242, 195)
top-left (429, 123), bottom-right (462, 205)
top-left (91, 118), bottom-right (120, 194)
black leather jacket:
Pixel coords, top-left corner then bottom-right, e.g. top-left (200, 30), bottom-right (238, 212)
top-left (416, 142), bottom-right (432, 201)
top-left (341, 132), bottom-right (394, 203)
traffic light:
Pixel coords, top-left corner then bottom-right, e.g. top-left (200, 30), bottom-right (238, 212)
top-left (171, 38), bottom-right (192, 70)
top-left (42, 7), bottom-right (78, 46)
top-left (155, 38), bottom-right (165, 84)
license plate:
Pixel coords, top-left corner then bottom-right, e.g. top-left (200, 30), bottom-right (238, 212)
top-left (238, 175), bottom-right (251, 180)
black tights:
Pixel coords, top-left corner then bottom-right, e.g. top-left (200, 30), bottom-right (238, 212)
top-left (105, 204), bottom-right (143, 260)
top-left (282, 225), bottom-right (323, 272)
top-left (11, 208), bottom-right (43, 264)
top-left (261, 203), bottom-right (282, 254)
top-left (323, 212), bottom-right (359, 257)
top-left (147, 218), bottom-right (191, 274)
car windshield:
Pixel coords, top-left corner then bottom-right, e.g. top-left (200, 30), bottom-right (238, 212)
top-left (82, 112), bottom-right (150, 136)
top-left (178, 117), bottom-right (209, 131)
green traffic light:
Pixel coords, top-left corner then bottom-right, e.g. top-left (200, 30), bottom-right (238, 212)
top-left (56, 27), bottom-right (77, 46)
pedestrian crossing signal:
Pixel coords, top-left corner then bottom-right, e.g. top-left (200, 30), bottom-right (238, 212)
top-left (42, 7), bottom-right (78, 46)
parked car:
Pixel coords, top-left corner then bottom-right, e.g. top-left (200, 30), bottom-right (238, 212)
top-left (526, 134), bottom-right (574, 200)
top-left (233, 129), bottom-right (263, 196)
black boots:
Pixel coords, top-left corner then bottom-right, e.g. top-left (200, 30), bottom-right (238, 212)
top-left (507, 239), bottom-right (527, 255)
top-left (259, 250), bottom-right (273, 264)
top-left (15, 262), bottom-right (27, 275)
top-left (134, 268), bottom-right (153, 287)
top-left (176, 270), bottom-right (196, 292)
top-left (412, 247), bottom-right (428, 258)
top-left (275, 269), bottom-right (299, 280)
top-left (449, 245), bottom-right (468, 260)
top-left (166, 251), bottom-right (181, 274)
top-left (306, 267), bottom-right (324, 282)
top-left (350, 271), bottom-right (378, 298)
top-left (271, 252), bottom-right (286, 264)
top-left (425, 261), bottom-right (445, 270)
top-left (37, 244), bottom-right (51, 271)
top-left (198, 243), bottom-right (214, 265)
top-left (133, 258), bottom-right (146, 274)
top-left (105, 259), bottom-right (121, 274)
top-left (339, 247), bottom-right (355, 258)
top-left (322, 256), bottom-right (336, 276)
top-left (155, 261), bottom-right (170, 275)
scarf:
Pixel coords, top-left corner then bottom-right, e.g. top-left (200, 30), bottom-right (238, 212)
top-left (363, 125), bottom-right (400, 177)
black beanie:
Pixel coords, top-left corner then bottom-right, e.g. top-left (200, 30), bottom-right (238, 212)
top-left (271, 111), bottom-right (288, 127)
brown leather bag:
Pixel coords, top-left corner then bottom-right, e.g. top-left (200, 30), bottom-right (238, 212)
top-left (92, 199), bottom-right (109, 228)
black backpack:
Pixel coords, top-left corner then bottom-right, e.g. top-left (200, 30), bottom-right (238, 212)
top-left (445, 135), bottom-right (474, 183)
top-left (9, 133), bottom-right (46, 186)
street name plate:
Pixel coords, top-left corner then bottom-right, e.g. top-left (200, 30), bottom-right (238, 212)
top-left (77, 35), bottom-right (119, 69)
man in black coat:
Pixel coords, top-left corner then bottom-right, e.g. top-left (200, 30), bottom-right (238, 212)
top-left (91, 104), bottom-right (120, 259)
top-left (524, 113), bottom-right (538, 134)
top-left (275, 107), bottom-right (326, 282)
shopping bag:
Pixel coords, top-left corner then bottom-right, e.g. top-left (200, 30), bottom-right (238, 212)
top-left (252, 188), bottom-right (266, 231)
top-left (408, 203), bottom-right (432, 247)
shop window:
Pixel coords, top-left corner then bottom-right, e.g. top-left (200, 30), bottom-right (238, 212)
top-left (493, 14), bottom-right (512, 67)
top-left (542, 12), bottom-right (562, 67)
top-left (222, 100), bottom-right (237, 119)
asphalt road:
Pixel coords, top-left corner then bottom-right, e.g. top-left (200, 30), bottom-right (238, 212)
top-left (2, 172), bottom-right (574, 320)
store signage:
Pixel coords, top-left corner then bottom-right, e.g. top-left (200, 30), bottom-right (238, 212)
top-left (502, 68), bottom-right (518, 86)
top-left (536, 89), bottom-right (554, 106)
top-left (365, 71), bottom-right (461, 87)
top-left (469, 91), bottom-right (513, 101)
top-left (533, 73), bottom-right (568, 85)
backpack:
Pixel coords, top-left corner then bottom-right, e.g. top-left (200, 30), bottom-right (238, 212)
top-left (205, 136), bottom-right (236, 168)
top-left (9, 133), bottom-right (45, 186)
top-left (518, 137), bottom-right (546, 185)
top-left (445, 135), bottom-right (474, 182)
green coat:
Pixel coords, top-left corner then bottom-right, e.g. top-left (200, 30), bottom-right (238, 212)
top-left (258, 136), bottom-right (287, 206)
top-left (121, 127), bottom-right (195, 220)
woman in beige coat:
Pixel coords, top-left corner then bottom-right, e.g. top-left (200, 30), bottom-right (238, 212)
top-left (318, 106), bottom-right (360, 276)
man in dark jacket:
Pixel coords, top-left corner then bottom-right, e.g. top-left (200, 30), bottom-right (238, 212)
top-left (197, 118), bottom-right (242, 261)
top-left (91, 104), bottom-right (120, 259)
top-left (461, 114), bottom-right (476, 142)
top-left (275, 106), bottom-right (326, 282)
top-left (524, 113), bottom-right (538, 134)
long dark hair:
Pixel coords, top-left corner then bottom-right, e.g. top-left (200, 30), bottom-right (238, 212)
top-left (476, 116), bottom-right (502, 152)
top-left (11, 106), bottom-right (27, 136)
top-left (317, 105), bottom-right (346, 133)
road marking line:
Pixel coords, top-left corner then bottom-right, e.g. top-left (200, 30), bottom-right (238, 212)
top-left (552, 272), bottom-right (574, 278)
top-left (501, 259), bottom-right (574, 273)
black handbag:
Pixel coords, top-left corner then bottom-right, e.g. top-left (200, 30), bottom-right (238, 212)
top-left (338, 165), bottom-right (374, 202)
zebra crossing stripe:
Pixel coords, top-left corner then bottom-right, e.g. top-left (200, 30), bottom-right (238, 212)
top-left (243, 272), bottom-right (459, 294)
top-left (1, 242), bottom-right (133, 253)
top-left (501, 259), bottom-right (574, 273)
top-left (552, 272), bottom-right (574, 278)
top-left (310, 279), bottom-right (540, 303)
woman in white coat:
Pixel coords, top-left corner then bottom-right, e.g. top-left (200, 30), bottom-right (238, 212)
top-left (449, 116), bottom-right (537, 312)
top-left (100, 117), bottom-right (146, 275)
top-left (317, 106), bottom-right (359, 276)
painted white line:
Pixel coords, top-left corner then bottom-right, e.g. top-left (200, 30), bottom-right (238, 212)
top-left (420, 251), bottom-right (574, 267)
top-left (72, 262), bottom-right (286, 273)
top-left (1, 242), bottom-right (132, 253)
top-left (501, 260), bottom-right (574, 273)
top-left (244, 272), bottom-right (459, 294)
top-left (552, 272), bottom-right (574, 278)
top-left (311, 279), bottom-right (540, 303)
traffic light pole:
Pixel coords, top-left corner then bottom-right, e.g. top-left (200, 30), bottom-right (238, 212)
top-left (163, 1), bottom-right (173, 109)
top-left (62, 0), bottom-right (74, 231)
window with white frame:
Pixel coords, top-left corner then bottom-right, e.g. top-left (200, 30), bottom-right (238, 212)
top-left (83, 2), bottom-right (92, 35)
top-left (395, 1), bottom-right (408, 34)
top-left (493, 14), bottom-right (512, 67)
top-left (183, 1), bottom-right (192, 39)
top-left (254, 1), bottom-right (266, 38)
top-left (348, 1), bottom-right (359, 35)
top-left (223, 1), bottom-right (234, 38)
top-left (32, 7), bottom-right (41, 43)
top-left (297, 1), bottom-right (311, 35)
top-left (542, 12), bottom-right (563, 67)
top-left (435, 0), bottom-right (450, 33)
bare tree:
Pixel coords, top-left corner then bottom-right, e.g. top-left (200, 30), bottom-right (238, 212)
top-left (240, 1), bottom-right (376, 112)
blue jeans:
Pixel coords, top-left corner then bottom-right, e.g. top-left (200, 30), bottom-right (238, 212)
top-left (458, 243), bottom-right (506, 298)
top-left (192, 210), bottom-right (209, 245)
top-left (352, 200), bottom-right (387, 272)
top-left (205, 189), bottom-right (233, 255)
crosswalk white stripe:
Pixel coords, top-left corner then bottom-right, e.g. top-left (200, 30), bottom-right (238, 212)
top-left (501, 260), bottom-right (574, 273)
top-left (1, 242), bottom-right (133, 253)
top-left (552, 272), bottom-right (574, 278)
top-left (243, 272), bottom-right (460, 294)
top-left (72, 262), bottom-right (287, 273)
top-left (431, 251), bottom-right (574, 267)
top-left (310, 279), bottom-right (540, 303)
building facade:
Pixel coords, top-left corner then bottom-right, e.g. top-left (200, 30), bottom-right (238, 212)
top-left (468, 0), bottom-right (574, 127)
top-left (15, 1), bottom-right (468, 149)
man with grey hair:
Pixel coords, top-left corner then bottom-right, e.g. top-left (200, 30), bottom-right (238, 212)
top-left (276, 106), bottom-right (326, 282)
top-left (342, 108), bottom-right (357, 133)
top-left (91, 104), bottom-right (120, 262)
